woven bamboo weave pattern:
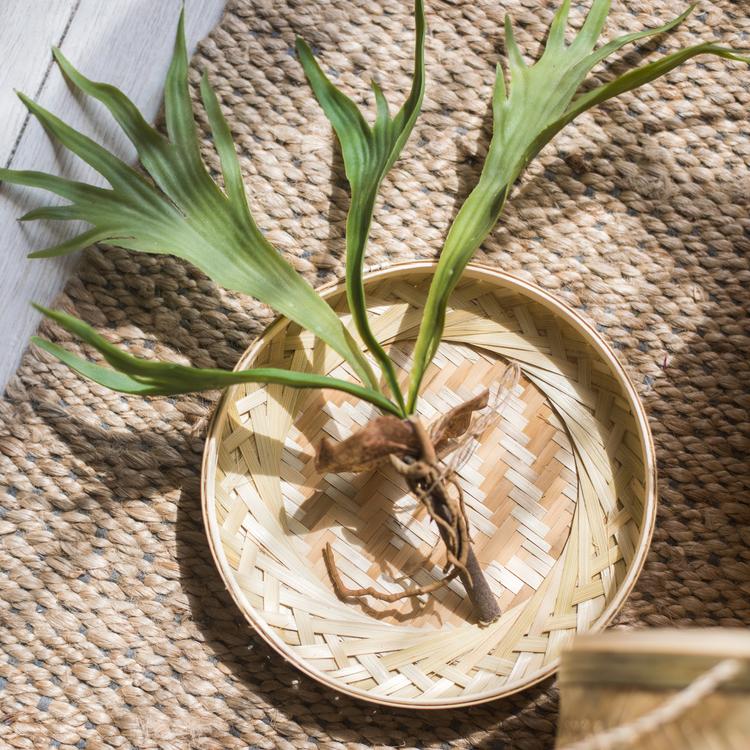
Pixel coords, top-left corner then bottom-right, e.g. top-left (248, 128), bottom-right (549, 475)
top-left (0, 0), bottom-right (748, 745)
top-left (204, 267), bottom-right (651, 706)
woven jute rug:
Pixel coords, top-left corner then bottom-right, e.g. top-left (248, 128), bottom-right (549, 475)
top-left (1, 0), bottom-right (748, 747)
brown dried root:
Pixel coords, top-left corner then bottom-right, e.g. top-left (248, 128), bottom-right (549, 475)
top-left (322, 412), bottom-right (499, 623)
top-left (319, 366), bottom-right (520, 624)
top-left (323, 467), bottom-right (469, 604)
top-left (323, 541), bottom-right (463, 604)
top-left (315, 388), bottom-right (492, 475)
top-left (392, 453), bottom-right (471, 584)
top-left (324, 420), bottom-right (472, 603)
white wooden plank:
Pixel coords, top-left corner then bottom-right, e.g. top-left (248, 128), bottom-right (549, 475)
top-left (0, 1), bottom-right (75, 166)
top-left (0, 0), bottom-right (225, 389)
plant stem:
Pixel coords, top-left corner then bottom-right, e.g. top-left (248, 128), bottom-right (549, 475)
top-left (401, 472), bottom-right (501, 625)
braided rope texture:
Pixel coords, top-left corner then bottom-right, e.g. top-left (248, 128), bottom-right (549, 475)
top-left (0, 0), bottom-right (748, 746)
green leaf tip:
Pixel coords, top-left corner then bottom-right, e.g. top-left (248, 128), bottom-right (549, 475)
top-left (50, 46), bottom-right (66, 67)
top-left (503, 15), bottom-right (525, 70)
top-left (31, 302), bottom-right (53, 316)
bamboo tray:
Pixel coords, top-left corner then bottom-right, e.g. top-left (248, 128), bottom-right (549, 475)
top-left (201, 261), bottom-right (657, 708)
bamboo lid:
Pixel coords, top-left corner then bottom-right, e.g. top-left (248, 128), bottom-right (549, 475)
top-left (560, 629), bottom-right (750, 691)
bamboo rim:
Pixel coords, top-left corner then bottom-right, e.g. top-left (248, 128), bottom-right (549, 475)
top-left (563, 629), bottom-right (750, 659)
top-left (200, 261), bottom-right (657, 708)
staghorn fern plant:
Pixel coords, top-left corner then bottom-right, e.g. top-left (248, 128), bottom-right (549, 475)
top-left (2, 0), bottom-right (747, 624)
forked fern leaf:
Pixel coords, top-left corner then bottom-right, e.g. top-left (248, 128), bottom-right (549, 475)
top-left (3, 1), bottom-right (748, 421)
top-left (297, 0), bottom-right (426, 414)
top-left (1, 11), bottom-right (382, 397)
top-left (405, 0), bottom-right (749, 412)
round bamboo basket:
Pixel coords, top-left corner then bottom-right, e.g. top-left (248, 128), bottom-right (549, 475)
top-left (556, 629), bottom-right (750, 749)
top-left (201, 261), bottom-right (657, 708)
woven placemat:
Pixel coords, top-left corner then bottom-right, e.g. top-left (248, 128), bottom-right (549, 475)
top-left (1, 0), bottom-right (748, 747)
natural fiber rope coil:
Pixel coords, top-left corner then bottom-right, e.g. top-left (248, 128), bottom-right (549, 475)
top-left (0, 0), bottom-right (747, 744)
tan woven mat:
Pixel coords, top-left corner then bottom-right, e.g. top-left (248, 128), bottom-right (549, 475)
top-left (1, 0), bottom-right (748, 747)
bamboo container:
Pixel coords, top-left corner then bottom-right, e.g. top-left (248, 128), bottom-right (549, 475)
top-left (201, 261), bottom-right (657, 708)
top-left (556, 629), bottom-right (750, 749)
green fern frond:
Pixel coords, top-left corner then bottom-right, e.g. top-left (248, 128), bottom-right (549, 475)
top-left (406, 1), bottom-right (749, 412)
